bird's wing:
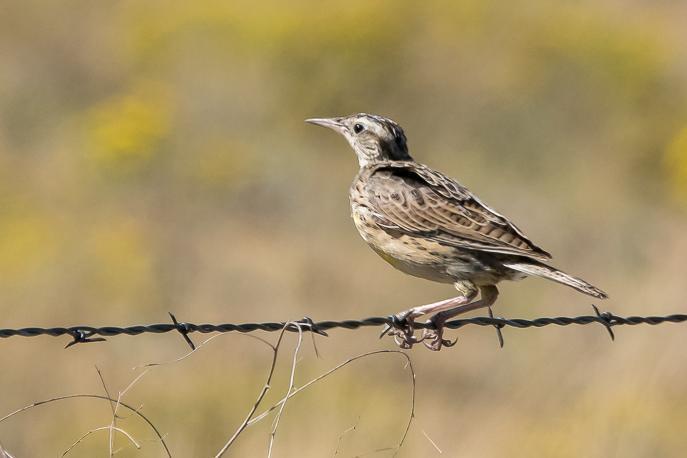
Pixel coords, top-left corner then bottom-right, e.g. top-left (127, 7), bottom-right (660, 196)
top-left (364, 162), bottom-right (552, 261)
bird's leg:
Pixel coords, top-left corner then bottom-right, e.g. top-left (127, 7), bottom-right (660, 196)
top-left (381, 282), bottom-right (479, 349)
top-left (423, 285), bottom-right (499, 351)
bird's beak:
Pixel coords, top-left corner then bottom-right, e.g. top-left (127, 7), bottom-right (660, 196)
top-left (305, 117), bottom-right (345, 133)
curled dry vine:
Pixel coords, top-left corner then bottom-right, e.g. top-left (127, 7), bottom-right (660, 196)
top-left (0, 323), bottom-right (417, 457)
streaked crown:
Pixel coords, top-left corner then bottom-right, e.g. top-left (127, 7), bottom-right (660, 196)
top-left (306, 113), bottom-right (413, 167)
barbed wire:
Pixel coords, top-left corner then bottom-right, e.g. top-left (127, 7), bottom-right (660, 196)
top-left (1, 306), bottom-right (685, 350)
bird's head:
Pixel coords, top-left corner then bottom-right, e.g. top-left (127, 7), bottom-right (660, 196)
top-left (306, 113), bottom-right (413, 167)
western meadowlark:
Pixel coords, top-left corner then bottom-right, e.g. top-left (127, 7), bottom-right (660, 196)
top-left (306, 113), bottom-right (607, 350)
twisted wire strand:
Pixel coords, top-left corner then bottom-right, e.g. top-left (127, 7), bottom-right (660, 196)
top-left (1, 308), bottom-right (686, 348)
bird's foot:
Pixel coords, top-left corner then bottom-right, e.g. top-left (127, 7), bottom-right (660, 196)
top-left (380, 312), bottom-right (425, 349)
top-left (421, 316), bottom-right (457, 351)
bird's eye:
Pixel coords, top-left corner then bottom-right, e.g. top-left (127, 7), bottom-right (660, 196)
top-left (353, 123), bottom-right (364, 134)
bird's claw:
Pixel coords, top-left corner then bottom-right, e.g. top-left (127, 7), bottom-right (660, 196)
top-left (420, 319), bottom-right (457, 351)
top-left (381, 312), bottom-right (459, 350)
top-left (380, 313), bottom-right (425, 349)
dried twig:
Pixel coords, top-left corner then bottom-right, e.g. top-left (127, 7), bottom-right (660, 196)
top-left (139, 332), bottom-right (274, 369)
top-left (334, 417), bottom-right (360, 456)
top-left (107, 369), bottom-right (149, 457)
top-left (95, 367), bottom-right (119, 457)
top-left (421, 429), bottom-right (443, 454)
top-left (0, 394), bottom-right (170, 457)
top-left (353, 446), bottom-right (396, 457)
top-left (2, 320), bottom-right (417, 456)
top-left (247, 350), bottom-right (416, 454)
top-left (61, 426), bottom-right (140, 457)
top-left (214, 324), bottom-right (289, 457)
top-left (268, 323), bottom-right (304, 458)
top-left (0, 441), bottom-right (14, 458)
top-left (95, 367), bottom-right (117, 418)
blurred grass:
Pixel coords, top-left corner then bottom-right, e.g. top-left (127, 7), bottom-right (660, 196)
top-left (1, 0), bottom-right (687, 456)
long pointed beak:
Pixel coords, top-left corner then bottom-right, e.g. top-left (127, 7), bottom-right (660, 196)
top-left (305, 117), bottom-right (345, 133)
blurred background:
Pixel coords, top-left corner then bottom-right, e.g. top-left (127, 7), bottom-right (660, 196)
top-left (1, 0), bottom-right (687, 456)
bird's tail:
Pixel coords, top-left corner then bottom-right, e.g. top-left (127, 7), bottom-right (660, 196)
top-left (504, 262), bottom-right (608, 299)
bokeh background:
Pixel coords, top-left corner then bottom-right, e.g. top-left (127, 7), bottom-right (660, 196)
top-left (1, 0), bottom-right (687, 456)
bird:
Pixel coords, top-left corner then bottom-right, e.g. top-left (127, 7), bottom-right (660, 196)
top-left (306, 113), bottom-right (607, 350)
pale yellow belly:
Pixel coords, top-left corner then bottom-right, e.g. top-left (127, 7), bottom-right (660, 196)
top-left (352, 208), bottom-right (457, 283)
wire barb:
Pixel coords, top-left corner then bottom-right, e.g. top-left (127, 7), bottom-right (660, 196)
top-left (294, 317), bottom-right (328, 337)
top-left (169, 312), bottom-right (196, 350)
top-left (488, 307), bottom-right (505, 348)
top-left (592, 304), bottom-right (615, 341)
top-left (65, 329), bottom-right (107, 349)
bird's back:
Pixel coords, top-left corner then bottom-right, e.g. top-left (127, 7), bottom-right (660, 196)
top-left (351, 162), bottom-right (551, 259)
top-left (349, 162), bottom-right (553, 285)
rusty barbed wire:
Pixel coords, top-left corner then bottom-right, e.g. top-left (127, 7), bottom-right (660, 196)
top-left (0, 306), bottom-right (685, 350)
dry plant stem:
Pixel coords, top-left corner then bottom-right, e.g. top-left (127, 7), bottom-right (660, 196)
top-left (95, 367), bottom-right (118, 457)
top-left (215, 324), bottom-right (289, 457)
top-left (140, 332), bottom-right (274, 369)
top-left (106, 369), bottom-right (149, 457)
top-left (309, 330), bottom-right (321, 358)
top-left (96, 367), bottom-right (117, 418)
top-left (61, 426), bottom-right (140, 457)
top-left (421, 429), bottom-right (443, 454)
top-left (0, 442), bottom-right (14, 458)
top-left (247, 350), bottom-right (416, 453)
top-left (268, 324), bottom-right (304, 458)
top-left (0, 394), bottom-right (170, 457)
top-left (354, 447), bottom-right (396, 457)
top-left (334, 418), bottom-right (360, 456)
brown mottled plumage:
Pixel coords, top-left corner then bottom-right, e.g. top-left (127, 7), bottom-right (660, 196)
top-left (307, 113), bottom-right (607, 350)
